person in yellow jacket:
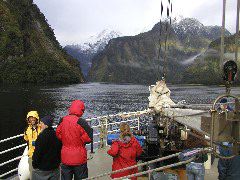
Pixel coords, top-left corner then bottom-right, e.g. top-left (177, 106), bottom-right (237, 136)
top-left (24, 111), bottom-right (41, 179)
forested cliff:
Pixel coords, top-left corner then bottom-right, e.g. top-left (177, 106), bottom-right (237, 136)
top-left (0, 0), bottom-right (84, 84)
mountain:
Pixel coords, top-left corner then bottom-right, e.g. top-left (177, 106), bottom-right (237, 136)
top-left (88, 18), bottom-right (231, 84)
top-left (0, 0), bottom-right (84, 84)
top-left (86, 29), bottom-right (121, 53)
top-left (173, 18), bottom-right (231, 48)
top-left (183, 31), bottom-right (240, 84)
top-left (64, 30), bottom-right (121, 77)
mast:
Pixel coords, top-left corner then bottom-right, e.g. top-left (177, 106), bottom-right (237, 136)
top-left (235, 0), bottom-right (240, 62)
top-left (220, 0), bottom-right (226, 67)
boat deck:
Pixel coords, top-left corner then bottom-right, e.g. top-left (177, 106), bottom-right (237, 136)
top-left (8, 147), bottom-right (219, 180)
top-left (87, 147), bottom-right (219, 180)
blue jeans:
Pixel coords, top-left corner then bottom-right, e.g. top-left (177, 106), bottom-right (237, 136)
top-left (186, 162), bottom-right (205, 180)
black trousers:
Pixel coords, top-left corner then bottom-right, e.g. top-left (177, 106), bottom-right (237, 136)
top-left (60, 163), bottom-right (88, 180)
top-left (32, 168), bottom-right (60, 180)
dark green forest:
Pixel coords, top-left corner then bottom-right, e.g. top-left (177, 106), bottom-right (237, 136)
top-left (0, 0), bottom-right (84, 84)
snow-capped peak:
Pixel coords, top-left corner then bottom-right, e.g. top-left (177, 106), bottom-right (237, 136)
top-left (172, 18), bottom-right (206, 37)
top-left (75, 29), bottom-right (121, 53)
top-left (65, 29), bottom-right (121, 53)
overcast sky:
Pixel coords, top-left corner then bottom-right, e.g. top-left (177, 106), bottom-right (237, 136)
top-left (33, 0), bottom-right (238, 46)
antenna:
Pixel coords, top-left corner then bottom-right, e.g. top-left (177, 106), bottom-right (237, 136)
top-left (235, 0), bottom-right (240, 62)
top-left (220, 0), bottom-right (226, 68)
top-left (222, 0), bottom-right (239, 93)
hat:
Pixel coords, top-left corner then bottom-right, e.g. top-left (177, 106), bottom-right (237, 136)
top-left (41, 115), bottom-right (53, 127)
top-left (27, 111), bottom-right (39, 120)
top-left (220, 98), bottom-right (227, 103)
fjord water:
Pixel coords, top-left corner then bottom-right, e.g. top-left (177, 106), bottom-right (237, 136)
top-left (0, 82), bottom-right (239, 177)
top-left (1, 82), bottom-right (240, 140)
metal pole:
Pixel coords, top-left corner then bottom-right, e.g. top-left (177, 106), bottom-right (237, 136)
top-left (148, 166), bottom-right (151, 180)
top-left (90, 121), bottom-right (94, 153)
top-left (105, 118), bottom-right (108, 147)
top-left (91, 142), bottom-right (94, 153)
top-left (114, 158), bottom-right (195, 180)
top-left (137, 117), bottom-right (140, 131)
top-left (220, 0), bottom-right (226, 67)
top-left (235, 0), bottom-right (240, 62)
top-left (210, 110), bottom-right (216, 149)
top-left (99, 119), bottom-right (104, 148)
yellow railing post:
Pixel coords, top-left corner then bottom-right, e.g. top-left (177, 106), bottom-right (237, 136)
top-left (105, 118), bottom-right (108, 146)
top-left (99, 117), bottom-right (108, 148)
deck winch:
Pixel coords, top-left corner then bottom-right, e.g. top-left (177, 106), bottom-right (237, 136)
top-left (205, 60), bottom-right (240, 157)
top-left (209, 94), bottom-right (240, 157)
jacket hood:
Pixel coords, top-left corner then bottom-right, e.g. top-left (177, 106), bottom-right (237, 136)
top-left (26, 111), bottom-right (39, 120)
top-left (68, 100), bottom-right (85, 117)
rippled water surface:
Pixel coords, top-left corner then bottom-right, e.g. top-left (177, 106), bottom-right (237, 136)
top-left (0, 83), bottom-right (239, 139)
top-left (0, 82), bottom-right (239, 177)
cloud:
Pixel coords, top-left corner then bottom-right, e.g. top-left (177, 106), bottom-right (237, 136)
top-left (33, 0), bottom-right (238, 46)
top-left (180, 0), bottom-right (237, 32)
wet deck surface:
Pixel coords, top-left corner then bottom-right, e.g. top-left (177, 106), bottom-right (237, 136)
top-left (87, 147), bottom-right (219, 180)
top-left (88, 147), bottom-right (112, 179)
top-left (9, 147), bottom-right (219, 180)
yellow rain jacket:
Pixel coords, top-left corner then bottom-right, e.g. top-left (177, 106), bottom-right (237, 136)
top-left (23, 111), bottom-right (41, 157)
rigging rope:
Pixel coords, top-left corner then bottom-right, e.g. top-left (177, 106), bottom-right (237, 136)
top-left (157, 0), bottom-right (172, 81)
top-left (156, 0), bottom-right (163, 79)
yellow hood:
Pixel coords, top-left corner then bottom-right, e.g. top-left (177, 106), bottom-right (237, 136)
top-left (26, 111), bottom-right (39, 120)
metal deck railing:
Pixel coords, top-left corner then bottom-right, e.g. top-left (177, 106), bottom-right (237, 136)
top-left (0, 110), bottom-right (150, 179)
top-left (86, 148), bottom-right (211, 180)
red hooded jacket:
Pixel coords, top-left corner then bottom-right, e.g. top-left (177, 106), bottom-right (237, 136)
top-left (107, 137), bottom-right (143, 179)
top-left (56, 100), bottom-right (92, 165)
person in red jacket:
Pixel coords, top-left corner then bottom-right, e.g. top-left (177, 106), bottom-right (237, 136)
top-left (107, 123), bottom-right (143, 180)
top-left (56, 100), bottom-right (93, 180)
